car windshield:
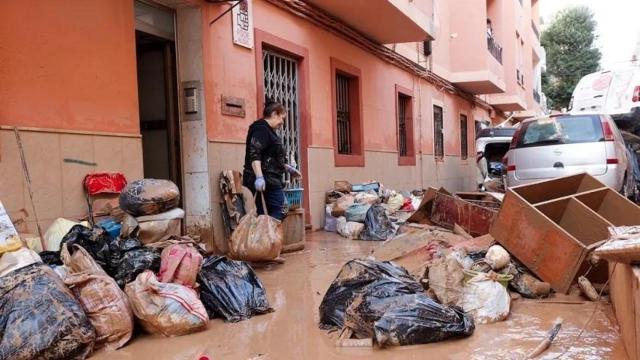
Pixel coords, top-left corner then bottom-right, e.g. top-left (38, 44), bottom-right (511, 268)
top-left (515, 115), bottom-right (604, 148)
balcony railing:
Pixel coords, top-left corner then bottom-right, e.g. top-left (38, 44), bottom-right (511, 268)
top-left (487, 35), bottom-right (503, 64)
top-left (532, 20), bottom-right (540, 41)
top-left (533, 89), bottom-right (541, 104)
top-left (516, 69), bottom-right (525, 87)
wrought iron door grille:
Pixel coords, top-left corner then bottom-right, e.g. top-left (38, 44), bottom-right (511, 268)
top-left (336, 74), bottom-right (352, 154)
top-left (263, 50), bottom-right (300, 188)
top-left (398, 94), bottom-right (411, 156)
top-left (460, 114), bottom-right (468, 160)
top-left (434, 105), bottom-right (444, 160)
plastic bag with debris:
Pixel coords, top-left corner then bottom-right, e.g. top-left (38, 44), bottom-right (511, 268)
top-left (60, 225), bottom-right (113, 270)
top-left (0, 264), bottom-right (95, 360)
top-left (197, 256), bottom-right (273, 322)
top-left (345, 203), bottom-right (371, 223)
top-left (336, 217), bottom-right (365, 239)
top-left (0, 247), bottom-right (42, 277)
top-left (119, 179), bottom-right (180, 217)
top-left (126, 270), bottom-right (208, 336)
top-left (109, 237), bottom-right (161, 288)
top-left (331, 194), bottom-right (355, 217)
top-left (386, 192), bottom-right (405, 211)
top-left (61, 244), bottom-right (134, 350)
top-left (229, 194), bottom-right (283, 262)
top-left (319, 258), bottom-right (423, 329)
top-left (460, 272), bottom-right (511, 324)
top-left (158, 243), bottom-right (203, 288)
top-left (361, 205), bottom-right (396, 241)
top-left (428, 253), bottom-right (466, 305)
top-left (324, 205), bottom-right (338, 232)
top-left (374, 294), bottom-right (475, 346)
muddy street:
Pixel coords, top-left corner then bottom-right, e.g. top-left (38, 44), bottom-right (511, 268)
top-left (90, 232), bottom-right (625, 360)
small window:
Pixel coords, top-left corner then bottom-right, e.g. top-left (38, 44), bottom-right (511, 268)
top-left (336, 73), bottom-right (352, 154)
top-left (434, 105), bottom-right (444, 160)
top-left (460, 114), bottom-right (468, 160)
top-left (398, 94), bottom-right (411, 156)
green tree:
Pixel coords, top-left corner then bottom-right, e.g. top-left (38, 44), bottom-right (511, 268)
top-left (541, 6), bottom-right (601, 110)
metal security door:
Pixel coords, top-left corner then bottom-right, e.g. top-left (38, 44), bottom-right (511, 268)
top-left (263, 50), bottom-right (301, 188)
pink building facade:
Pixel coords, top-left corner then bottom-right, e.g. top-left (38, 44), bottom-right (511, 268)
top-left (0, 0), bottom-right (544, 253)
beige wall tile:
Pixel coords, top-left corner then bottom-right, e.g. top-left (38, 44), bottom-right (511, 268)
top-left (0, 130), bottom-right (25, 213)
top-left (94, 136), bottom-right (124, 174)
top-left (121, 137), bottom-right (144, 180)
top-left (60, 134), bottom-right (95, 219)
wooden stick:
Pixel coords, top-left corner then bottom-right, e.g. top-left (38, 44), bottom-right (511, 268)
top-left (14, 128), bottom-right (46, 251)
top-left (526, 318), bottom-right (563, 359)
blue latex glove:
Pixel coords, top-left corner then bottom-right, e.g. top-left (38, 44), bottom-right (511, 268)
top-left (254, 176), bottom-right (266, 191)
top-left (285, 164), bottom-right (302, 178)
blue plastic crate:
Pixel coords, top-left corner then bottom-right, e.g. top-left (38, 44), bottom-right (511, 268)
top-left (284, 188), bottom-right (304, 209)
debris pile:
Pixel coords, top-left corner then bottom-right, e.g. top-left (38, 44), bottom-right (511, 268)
top-left (0, 177), bottom-right (273, 358)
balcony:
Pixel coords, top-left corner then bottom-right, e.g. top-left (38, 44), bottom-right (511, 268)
top-left (487, 35), bottom-right (503, 64)
top-left (307, 0), bottom-right (435, 44)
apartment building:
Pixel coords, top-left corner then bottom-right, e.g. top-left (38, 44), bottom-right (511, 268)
top-left (0, 0), bottom-right (545, 253)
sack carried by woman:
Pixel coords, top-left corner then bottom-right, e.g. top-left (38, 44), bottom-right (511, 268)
top-left (229, 193), bottom-right (283, 261)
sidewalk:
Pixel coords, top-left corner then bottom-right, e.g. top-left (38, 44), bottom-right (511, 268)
top-left (92, 231), bottom-right (626, 360)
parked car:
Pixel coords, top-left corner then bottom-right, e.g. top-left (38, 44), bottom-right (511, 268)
top-left (504, 113), bottom-right (637, 198)
top-left (570, 67), bottom-right (640, 133)
top-left (476, 127), bottom-right (516, 191)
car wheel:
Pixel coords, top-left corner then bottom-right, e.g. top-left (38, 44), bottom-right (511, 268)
top-left (622, 174), bottom-right (639, 203)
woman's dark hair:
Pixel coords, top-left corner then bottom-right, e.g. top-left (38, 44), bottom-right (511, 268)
top-left (263, 99), bottom-right (286, 118)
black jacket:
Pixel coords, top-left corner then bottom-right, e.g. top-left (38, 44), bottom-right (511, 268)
top-left (243, 119), bottom-right (286, 190)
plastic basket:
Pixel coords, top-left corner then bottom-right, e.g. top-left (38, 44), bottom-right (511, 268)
top-left (285, 188), bottom-right (304, 209)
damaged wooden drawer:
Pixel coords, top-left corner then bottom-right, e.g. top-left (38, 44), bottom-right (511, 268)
top-left (490, 173), bottom-right (640, 293)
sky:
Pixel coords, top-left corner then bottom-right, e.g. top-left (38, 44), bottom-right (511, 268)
top-left (540, 0), bottom-right (640, 69)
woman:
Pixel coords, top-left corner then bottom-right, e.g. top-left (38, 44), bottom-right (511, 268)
top-left (242, 100), bottom-right (301, 221)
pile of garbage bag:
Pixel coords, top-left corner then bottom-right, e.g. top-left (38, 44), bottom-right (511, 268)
top-left (324, 180), bottom-right (424, 241)
top-left (0, 178), bottom-right (274, 357)
top-left (319, 258), bottom-right (474, 347)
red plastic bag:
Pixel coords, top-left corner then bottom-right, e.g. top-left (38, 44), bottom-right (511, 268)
top-left (158, 244), bottom-right (203, 288)
top-left (400, 198), bottom-right (414, 211)
top-left (83, 173), bottom-right (127, 195)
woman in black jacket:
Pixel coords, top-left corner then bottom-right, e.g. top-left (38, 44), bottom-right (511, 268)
top-left (242, 100), bottom-right (301, 221)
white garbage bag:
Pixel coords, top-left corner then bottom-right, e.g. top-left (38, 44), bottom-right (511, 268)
top-left (460, 272), bottom-right (510, 324)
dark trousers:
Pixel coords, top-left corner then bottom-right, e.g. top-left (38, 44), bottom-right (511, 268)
top-left (252, 188), bottom-right (287, 221)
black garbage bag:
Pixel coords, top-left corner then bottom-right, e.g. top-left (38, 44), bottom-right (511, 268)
top-left (361, 205), bottom-right (396, 241)
top-left (60, 225), bottom-right (112, 270)
top-left (197, 256), bottom-right (273, 322)
top-left (318, 259), bottom-right (423, 329)
top-left (39, 251), bottom-right (63, 265)
top-left (345, 286), bottom-right (422, 338)
top-left (0, 264), bottom-right (95, 360)
top-left (119, 179), bottom-right (180, 217)
top-left (373, 294), bottom-right (475, 347)
top-left (109, 237), bottom-right (161, 288)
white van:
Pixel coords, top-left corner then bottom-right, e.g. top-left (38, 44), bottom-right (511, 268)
top-left (570, 67), bottom-right (640, 131)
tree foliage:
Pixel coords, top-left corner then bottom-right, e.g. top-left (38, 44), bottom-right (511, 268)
top-left (541, 6), bottom-right (601, 110)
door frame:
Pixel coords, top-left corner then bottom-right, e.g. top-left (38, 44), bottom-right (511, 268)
top-left (254, 29), bottom-right (311, 225)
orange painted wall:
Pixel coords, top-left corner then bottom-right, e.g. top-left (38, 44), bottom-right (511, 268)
top-left (0, 0), bottom-right (139, 134)
top-left (203, 0), bottom-right (481, 155)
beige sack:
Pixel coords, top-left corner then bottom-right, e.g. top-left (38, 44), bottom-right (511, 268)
top-left (229, 194), bottom-right (283, 262)
top-left (65, 272), bottom-right (134, 350)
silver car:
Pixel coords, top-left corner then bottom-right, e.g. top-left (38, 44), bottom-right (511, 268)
top-left (505, 113), bottom-right (635, 196)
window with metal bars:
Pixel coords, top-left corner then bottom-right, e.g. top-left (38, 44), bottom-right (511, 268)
top-left (398, 94), bottom-right (411, 157)
top-left (460, 114), bottom-right (468, 160)
top-left (336, 73), bottom-right (352, 155)
top-left (434, 105), bottom-right (444, 160)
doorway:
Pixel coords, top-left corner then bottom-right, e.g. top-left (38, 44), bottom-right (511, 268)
top-left (134, 1), bottom-right (182, 192)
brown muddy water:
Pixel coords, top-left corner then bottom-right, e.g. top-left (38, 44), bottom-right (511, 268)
top-left (92, 232), bottom-right (627, 360)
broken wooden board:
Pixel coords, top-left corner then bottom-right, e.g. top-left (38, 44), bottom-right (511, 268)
top-left (609, 263), bottom-right (640, 360)
top-left (452, 234), bottom-right (496, 252)
top-left (406, 187), bottom-right (450, 225)
top-left (430, 192), bottom-right (498, 237)
top-left (372, 228), bottom-right (467, 274)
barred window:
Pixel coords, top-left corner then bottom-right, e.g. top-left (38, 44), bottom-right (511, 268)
top-left (398, 94), bottom-right (411, 157)
top-left (434, 105), bottom-right (444, 160)
top-left (460, 114), bottom-right (468, 160)
top-left (336, 73), bottom-right (352, 155)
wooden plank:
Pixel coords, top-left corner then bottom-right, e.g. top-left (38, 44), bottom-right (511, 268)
top-left (610, 263), bottom-right (638, 360)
